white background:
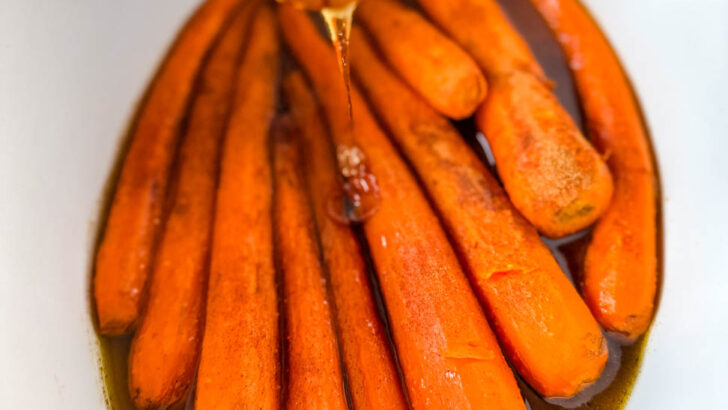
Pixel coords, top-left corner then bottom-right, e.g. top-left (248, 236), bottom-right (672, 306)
top-left (1, 0), bottom-right (726, 408)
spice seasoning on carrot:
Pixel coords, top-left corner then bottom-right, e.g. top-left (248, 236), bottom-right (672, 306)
top-left (278, 6), bottom-right (525, 408)
top-left (126, 7), bottom-right (253, 408)
top-left (93, 0), bottom-right (242, 335)
top-left (283, 71), bottom-right (408, 410)
top-left (529, 0), bottom-right (658, 340)
top-left (355, 0), bottom-right (487, 119)
top-left (476, 70), bottom-right (614, 238)
top-left (272, 121), bottom-right (349, 410)
top-left (194, 6), bottom-right (281, 409)
top-left (351, 26), bottom-right (607, 398)
top-left (415, 0), bottom-right (613, 238)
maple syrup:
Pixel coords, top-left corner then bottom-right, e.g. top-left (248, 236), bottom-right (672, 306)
top-left (321, 2), bottom-right (381, 223)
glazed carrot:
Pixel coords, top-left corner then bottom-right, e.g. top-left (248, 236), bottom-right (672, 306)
top-left (475, 71), bottom-right (614, 237)
top-left (272, 123), bottom-right (348, 410)
top-left (414, 0), bottom-right (544, 80)
top-left (278, 6), bottom-right (525, 408)
top-left (283, 71), bottom-right (408, 409)
top-left (414, 0), bottom-right (613, 238)
top-left (195, 6), bottom-right (281, 409)
top-left (93, 0), bottom-right (241, 335)
top-left (529, 0), bottom-right (657, 340)
top-left (355, 0), bottom-right (487, 119)
top-left (126, 7), bottom-right (252, 408)
top-left (351, 26), bottom-right (607, 398)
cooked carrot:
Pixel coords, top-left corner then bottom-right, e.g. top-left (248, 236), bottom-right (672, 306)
top-left (414, 0), bottom-right (613, 238)
top-left (529, 0), bottom-right (658, 340)
top-left (278, 6), bottom-right (525, 408)
top-left (194, 6), bottom-right (281, 409)
top-left (272, 121), bottom-right (348, 410)
top-left (355, 0), bottom-right (487, 119)
top-left (283, 71), bottom-right (408, 409)
top-left (414, 0), bottom-right (544, 80)
top-left (351, 26), bottom-right (607, 398)
top-left (475, 70), bottom-right (614, 237)
top-left (93, 0), bottom-right (242, 335)
top-left (126, 7), bottom-right (252, 408)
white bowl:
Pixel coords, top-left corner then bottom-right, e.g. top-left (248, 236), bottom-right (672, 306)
top-left (1, 0), bottom-right (726, 408)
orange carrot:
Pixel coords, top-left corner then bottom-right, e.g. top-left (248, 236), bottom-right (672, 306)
top-left (194, 6), bottom-right (281, 409)
top-left (355, 0), bottom-right (487, 119)
top-left (414, 0), bottom-right (613, 238)
top-left (283, 71), bottom-right (408, 409)
top-left (351, 26), bottom-right (607, 398)
top-left (93, 0), bottom-right (242, 335)
top-left (529, 0), bottom-right (658, 340)
top-left (272, 121), bottom-right (348, 410)
top-left (414, 0), bottom-right (544, 80)
top-left (476, 70), bottom-right (614, 237)
top-left (126, 7), bottom-right (253, 408)
top-left (278, 6), bottom-right (525, 408)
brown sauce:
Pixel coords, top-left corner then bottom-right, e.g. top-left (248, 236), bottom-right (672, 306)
top-left (96, 1), bottom-right (662, 409)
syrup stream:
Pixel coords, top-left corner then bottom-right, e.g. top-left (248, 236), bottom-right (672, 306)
top-left (321, 2), bottom-right (381, 223)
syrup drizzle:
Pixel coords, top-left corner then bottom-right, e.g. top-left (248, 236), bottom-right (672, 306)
top-left (322, 2), bottom-right (381, 223)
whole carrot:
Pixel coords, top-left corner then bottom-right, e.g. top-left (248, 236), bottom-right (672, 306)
top-left (414, 0), bottom-right (544, 80)
top-left (414, 0), bottom-right (613, 238)
top-left (351, 26), bottom-right (607, 398)
top-left (126, 7), bottom-right (253, 408)
top-left (529, 0), bottom-right (658, 340)
top-left (93, 0), bottom-right (241, 335)
top-left (476, 70), bottom-right (614, 238)
top-left (272, 122), bottom-right (349, 410)
top-left (195, 6), bottom-right (281, 409)
top-left (278, 6), bottom-right (525, 408)
top-left (355, 0), bottom-right (487, 119)
top-left (283, 71), bottom-right (408, 410)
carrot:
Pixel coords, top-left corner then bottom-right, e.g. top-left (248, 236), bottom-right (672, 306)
top-left (93, 0), bottom-right (242, 335)
top-left (194, 6), bottom-right (281, 409)
top-left (278, 6), bottom-right (525, 408)
top-left (529, 0), bottom-right (658, 340)
top-left (351, 26), bottom-right (607, 398)
top-left (414, 0), bottom-right (613, 238)
top-left (125, 6), bottom-right (253, 408)
top-left (272, 121), bottom-right (349, 410)
top-left (355, 0), bottom-right (487, 119)
top-left (414, 0), bottom-right (544, 80)
top-left (283, 71), bottom-right (408, 409)
top-left (475, 70), bottom-right (614, 237)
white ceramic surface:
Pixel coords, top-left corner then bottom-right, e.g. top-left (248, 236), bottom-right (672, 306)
top-left (1, 0), bottom-right (726, 408)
